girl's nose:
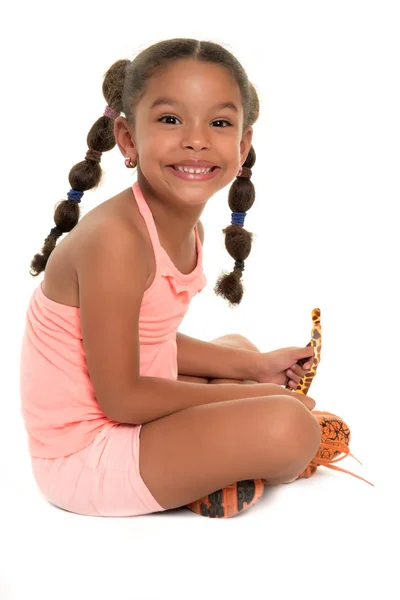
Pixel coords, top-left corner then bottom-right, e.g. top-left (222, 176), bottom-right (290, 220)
top-left (181, 125), bottom-right (211, 151)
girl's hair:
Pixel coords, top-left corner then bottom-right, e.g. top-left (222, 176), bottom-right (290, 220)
top-left (30, 38), bottom-right (260, 306)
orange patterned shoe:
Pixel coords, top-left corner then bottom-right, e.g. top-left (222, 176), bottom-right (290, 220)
top-left (186, 479), bottom-right (265, 518)
top-left (296, 410), bottom-right (374, 486)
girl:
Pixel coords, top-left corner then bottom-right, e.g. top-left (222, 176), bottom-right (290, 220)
top-left (20, 38), bottom-right (322, 519)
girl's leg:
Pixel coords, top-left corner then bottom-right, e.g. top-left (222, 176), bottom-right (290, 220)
top-left (139, 394), bottom-right (321, 511)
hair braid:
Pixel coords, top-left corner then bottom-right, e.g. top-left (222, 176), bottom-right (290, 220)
top-left (29, 59), bottom-right (130, 276)
top-left (214, 145), bottom-right (256, 306)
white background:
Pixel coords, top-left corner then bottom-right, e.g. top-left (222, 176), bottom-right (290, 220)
top-left (1, 1), bottom-right (399, 599)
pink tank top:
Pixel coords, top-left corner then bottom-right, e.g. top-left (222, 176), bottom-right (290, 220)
top-left (20, 180), bottom-right (207, 458)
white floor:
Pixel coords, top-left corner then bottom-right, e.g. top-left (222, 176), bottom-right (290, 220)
top-left (0, 301), bottom-right (397, 599)
top-left (0, 439), bottom-right (394, 600)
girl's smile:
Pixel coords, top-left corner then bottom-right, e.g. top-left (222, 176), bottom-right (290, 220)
top-left (166, 165), bottom-right (222, 181)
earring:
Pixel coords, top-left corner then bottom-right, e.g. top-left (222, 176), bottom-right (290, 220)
top-left (125, 157), bottom-right (137, 169)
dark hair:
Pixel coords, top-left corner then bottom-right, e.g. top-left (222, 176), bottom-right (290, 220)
top-left (30, 38), bottom-right (260, 306)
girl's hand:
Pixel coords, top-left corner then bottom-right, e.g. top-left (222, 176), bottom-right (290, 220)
top-left (255, 346), bottom-right (315, 388)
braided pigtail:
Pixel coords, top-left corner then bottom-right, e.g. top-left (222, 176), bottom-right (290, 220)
top-left (29, 59), bottom-right (130, 276)
top-left (214, 145), bottom-right (256, 306)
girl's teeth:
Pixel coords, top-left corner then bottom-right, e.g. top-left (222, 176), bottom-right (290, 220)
top-left (174, 166), bottom-right (213, 174)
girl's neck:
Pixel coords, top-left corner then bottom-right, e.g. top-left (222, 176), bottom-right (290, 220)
top-left (136, 174), bottom-right (206, 250)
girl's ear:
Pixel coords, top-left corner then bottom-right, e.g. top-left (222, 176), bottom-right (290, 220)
top-left (240, 126), bottom-right (253, 164)
top-left (113, 116), bottom-right (138, 160)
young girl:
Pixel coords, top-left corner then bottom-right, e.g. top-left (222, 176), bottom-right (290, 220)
top-left (20, 38), bottom-right (324, 519)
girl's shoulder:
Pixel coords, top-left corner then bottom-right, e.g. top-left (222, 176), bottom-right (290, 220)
top-left (41, 188), bottom-right (151, 309)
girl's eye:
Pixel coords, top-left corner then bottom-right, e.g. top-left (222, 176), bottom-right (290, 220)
top-left (158, 116), bottom-right (232, 127)
top-left (212, 120), bottom-right (232, 127)
top-left (159, 115), bottom-right (180, 125)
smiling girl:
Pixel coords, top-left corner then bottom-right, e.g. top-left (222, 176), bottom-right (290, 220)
top-left (20, 39), bottom-right (322, 519)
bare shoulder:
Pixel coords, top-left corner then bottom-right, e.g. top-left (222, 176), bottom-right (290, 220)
top-left (71, 188), bottom-right (147, 255)
top-left (42, 188), bottom-right (151, 308)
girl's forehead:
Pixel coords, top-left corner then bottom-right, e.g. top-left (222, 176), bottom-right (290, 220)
top-left (143, 60), bottom-right (241, 103)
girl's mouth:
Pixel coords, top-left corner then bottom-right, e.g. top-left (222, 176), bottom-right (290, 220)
top-left (167, 165), bottom-right (220, 181)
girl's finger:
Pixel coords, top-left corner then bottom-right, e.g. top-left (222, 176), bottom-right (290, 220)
top-left (295, 361), bottom-right (312, 375)
top-left (291, 364), bottom-right (306, 378)
top-left (286, 369), bottom-right (301, 384)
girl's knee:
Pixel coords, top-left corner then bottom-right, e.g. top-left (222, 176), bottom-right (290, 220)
top-left (266, 395), bottom-right (321, 462)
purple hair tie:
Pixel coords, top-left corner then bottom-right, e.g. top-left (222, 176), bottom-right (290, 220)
top-left (104, 105), bottom-right (119, 119)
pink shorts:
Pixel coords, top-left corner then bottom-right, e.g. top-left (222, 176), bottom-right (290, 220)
top-left (31, 424), bottom-right (166, 517)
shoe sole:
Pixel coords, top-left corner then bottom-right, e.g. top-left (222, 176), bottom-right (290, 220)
top-left (314, 411), bottom-right (351, 460)
top-left (296, 412), bottom-right (351, 480)
top-left (186, 479), bottom-right (264, 518)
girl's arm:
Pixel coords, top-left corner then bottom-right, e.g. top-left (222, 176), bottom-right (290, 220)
top-left (77, 219), bottom-right (315, 426)
top-left (121, 376), bottom-right (315, 425)
top-left (176, 332), bottom-right (260, 381)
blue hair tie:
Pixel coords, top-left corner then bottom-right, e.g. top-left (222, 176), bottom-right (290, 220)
top-left (231, 211), bottom-right (246, 226)
top-left (67, 189), bottom-right (84, 203)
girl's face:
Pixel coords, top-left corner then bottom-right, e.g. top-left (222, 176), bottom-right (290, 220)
top-left (127, 59), bottom-right (253, 202)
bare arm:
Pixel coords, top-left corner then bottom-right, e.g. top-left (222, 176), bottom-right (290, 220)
top-left (118, 377), bottom-right (315, 425)
top-left (176, 332), bottom-right (259, 381)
